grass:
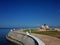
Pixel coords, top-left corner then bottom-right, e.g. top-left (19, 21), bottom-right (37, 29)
top-left (23, 29), bottom-right (60, 39)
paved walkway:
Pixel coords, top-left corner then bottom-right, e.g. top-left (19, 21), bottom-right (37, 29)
top-left (7, 31), bottom-right (35, 45)
top-left (14, 30), bottom-right (60, 45)
top-left (12, 30), bottom-right (60, 45)
top-left (32, 33), bottom-right (60, 45)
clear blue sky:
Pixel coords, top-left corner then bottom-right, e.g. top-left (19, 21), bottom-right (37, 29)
top-left (0, 0), bottom-right (60, 27)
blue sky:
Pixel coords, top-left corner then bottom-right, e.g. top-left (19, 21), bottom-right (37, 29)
top-left (0, 0), bottom-right (60, 27)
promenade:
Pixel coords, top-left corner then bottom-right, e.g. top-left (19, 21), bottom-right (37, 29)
top-left (6, 30), bottom-right (45, 45)
top-left (6, 30), bottom-right (60, 45)
top-left (7, 31), bottom-right (35, 45)
top-left (14, 30), bottom-right (60, 45)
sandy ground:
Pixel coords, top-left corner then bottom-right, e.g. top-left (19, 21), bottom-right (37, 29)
top-left (14, 30), bottom-right (60, 45)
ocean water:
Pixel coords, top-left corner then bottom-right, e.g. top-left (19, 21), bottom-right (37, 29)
top-left (0, 28), bottom-right (11, 45)
top-left (0, 28), bottom-right (27, 45)
top-left (0, 28), bottom-right (22, 45)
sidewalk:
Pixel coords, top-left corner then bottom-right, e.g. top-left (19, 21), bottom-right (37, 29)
top-left (32, 33), bottom-right (60, 45)
top-left (13, 30), bottom-right (60, 45)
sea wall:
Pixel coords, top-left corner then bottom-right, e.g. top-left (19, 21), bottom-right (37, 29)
top-left (6, 30), bottom-right (45, 45)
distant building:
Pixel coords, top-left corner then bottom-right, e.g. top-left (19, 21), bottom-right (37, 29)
top-left (40, 24), bottom-right (49, 31)
top-left (55, 28), bottom-right (60, 31)
top-left (38, 24), bottom-right (60, 31)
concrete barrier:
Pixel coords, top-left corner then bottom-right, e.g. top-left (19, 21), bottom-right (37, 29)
top-left (28, 34), bottom-right (45, 45)
top-left (25, 32), bottom-right (45, 45)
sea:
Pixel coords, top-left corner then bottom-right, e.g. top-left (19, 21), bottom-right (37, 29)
top-left (0, 28), bottom-right (10, 45)
top-left (0, 28), bottom-right (23, 45)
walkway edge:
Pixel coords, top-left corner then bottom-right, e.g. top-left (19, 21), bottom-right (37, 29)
top-left (28, 34), bottom-right (45, 45)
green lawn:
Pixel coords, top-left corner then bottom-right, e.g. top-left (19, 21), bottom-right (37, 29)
top-left (23, 29), bottom-right (60, 39)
